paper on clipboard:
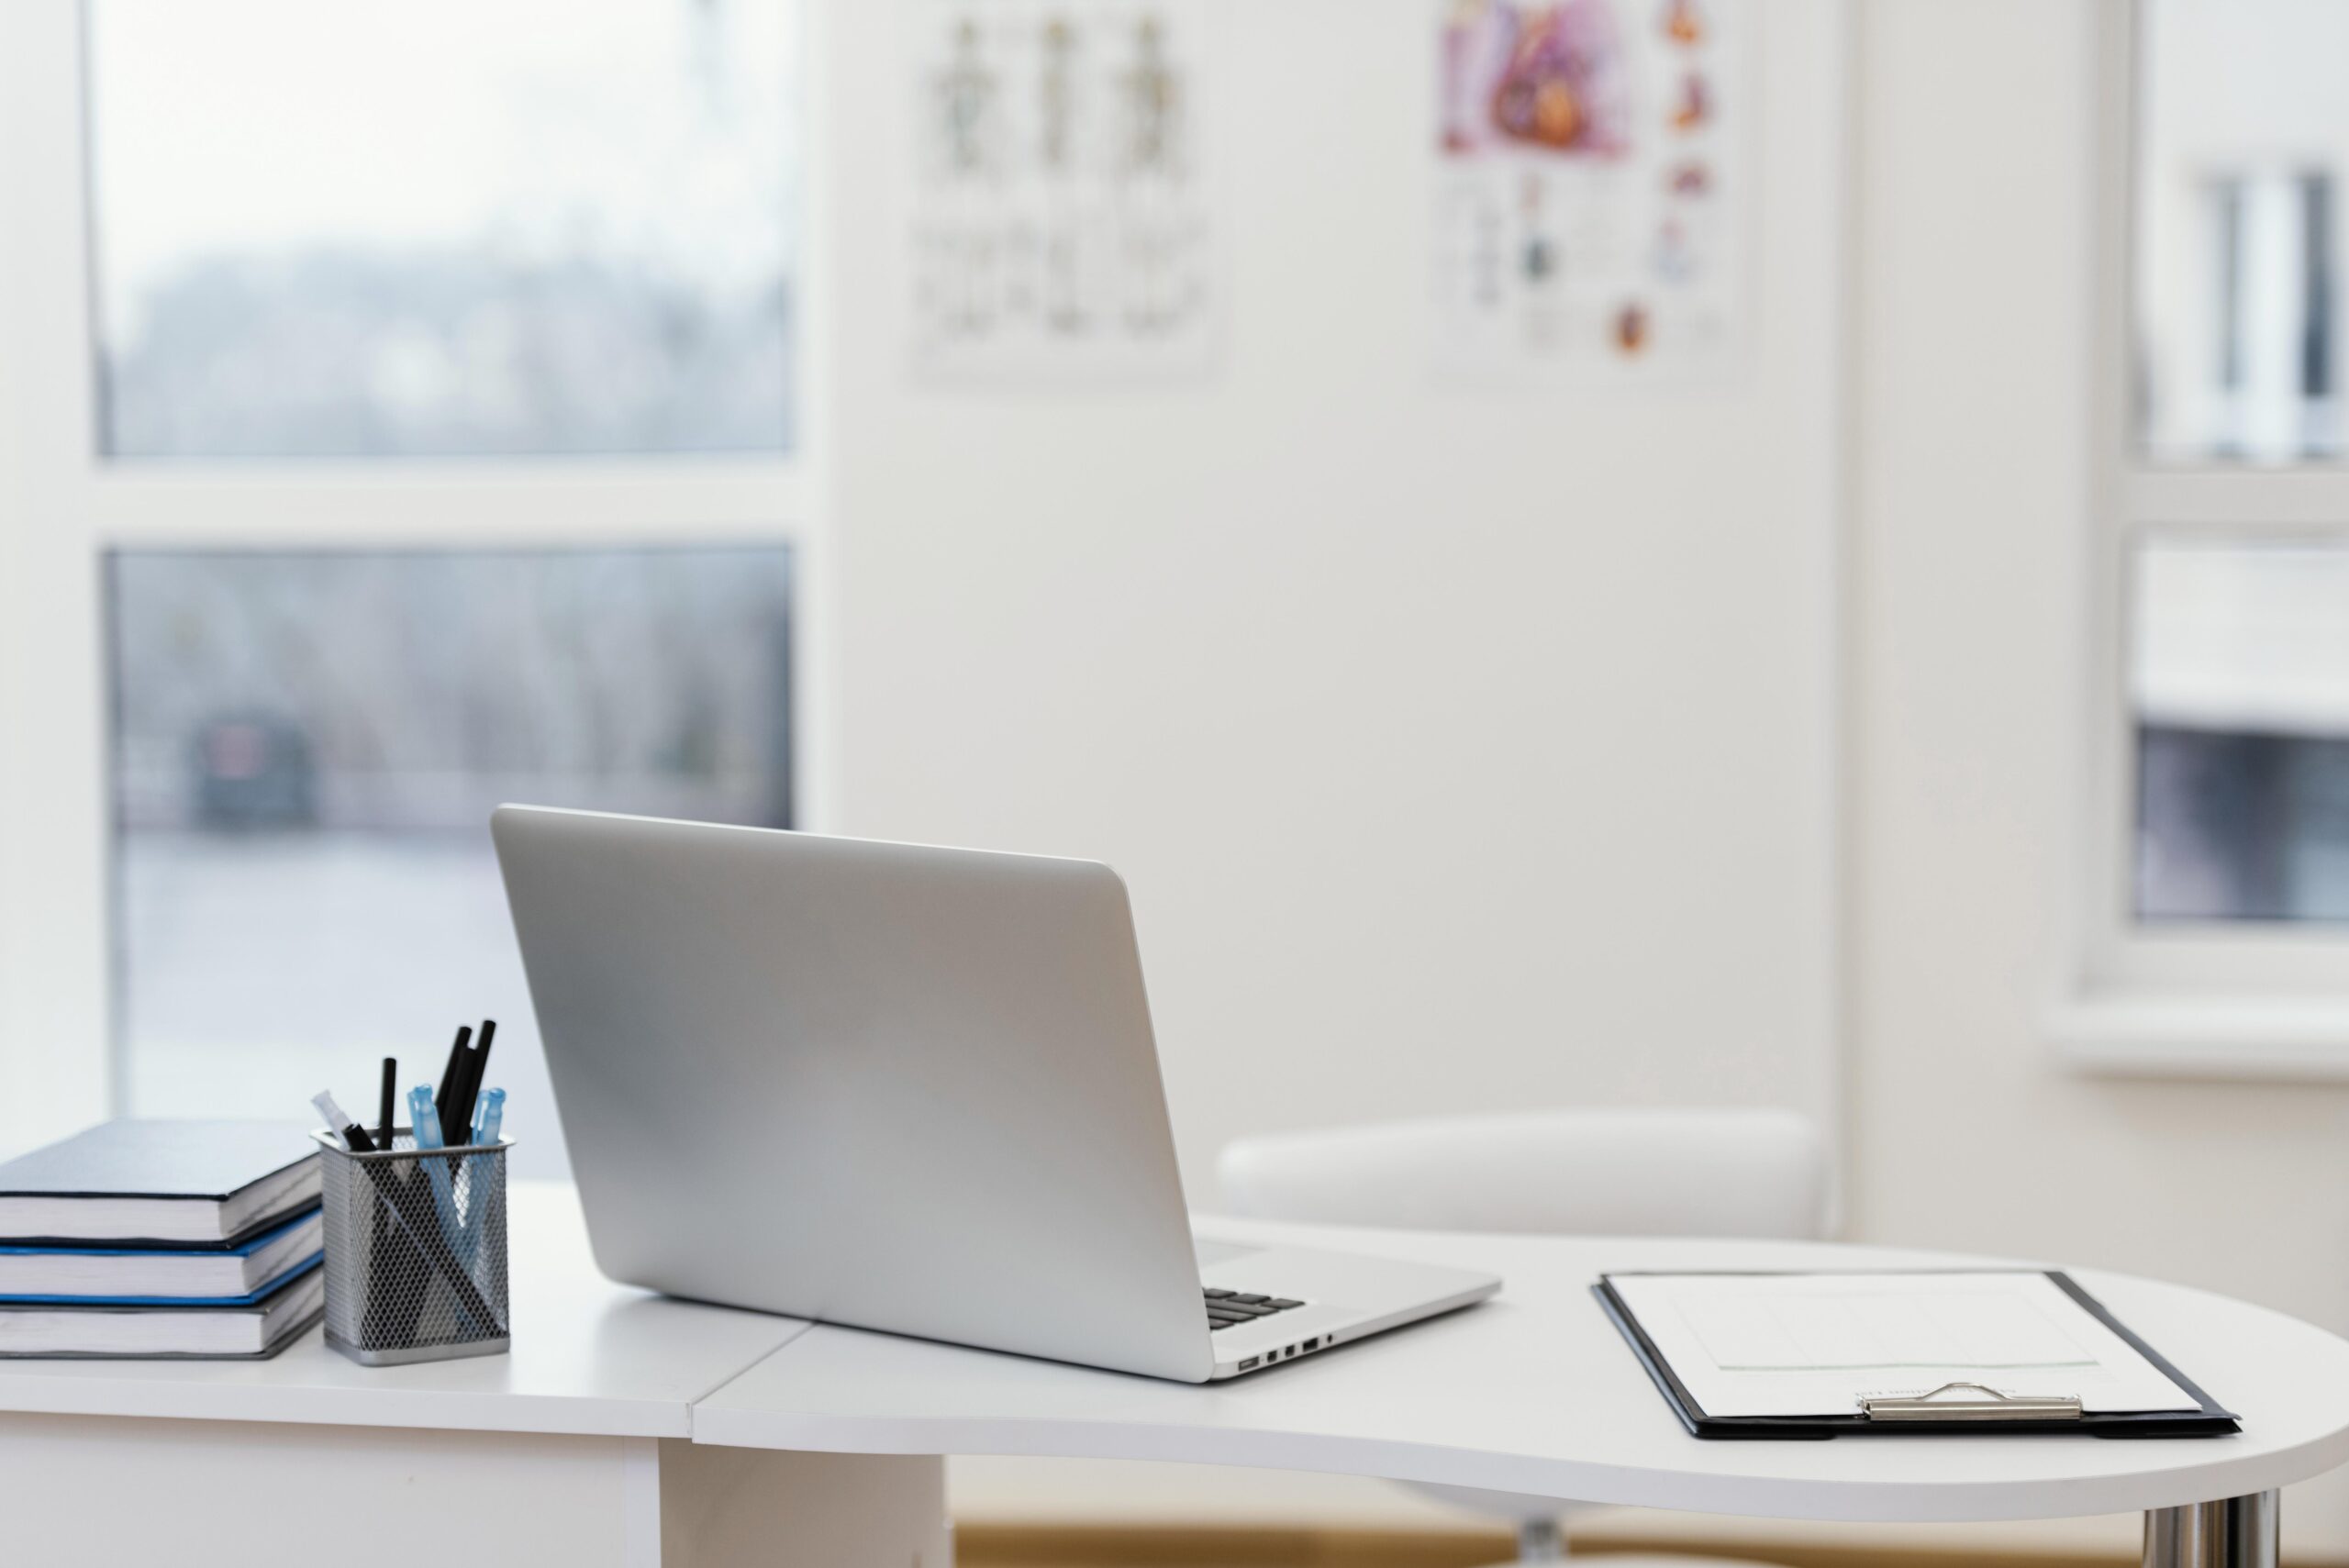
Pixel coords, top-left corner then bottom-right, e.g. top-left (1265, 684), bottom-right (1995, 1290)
top-left (1605, 1272), bottom-right (2202, 1418)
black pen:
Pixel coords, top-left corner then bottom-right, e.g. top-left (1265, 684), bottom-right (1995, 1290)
top-left (416, 1022), bottom-right (480, 1342)
top-left (366, 1056), bottom-right (405, 1347)
top-left (376, 1057), bottom-right (398, 1153)
top-left (433, 1024), bottom-right (473, 1136)
top-left (451, 1019), bottom-right (495, 1143)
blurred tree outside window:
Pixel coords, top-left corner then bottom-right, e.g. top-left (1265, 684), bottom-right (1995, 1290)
top-left (86, 0), bottom-right (796, 456)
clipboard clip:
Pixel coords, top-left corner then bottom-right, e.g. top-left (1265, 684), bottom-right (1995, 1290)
top-left (1862, 1382), bottom-right (2084, 1422)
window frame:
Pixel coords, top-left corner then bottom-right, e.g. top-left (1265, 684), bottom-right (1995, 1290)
top-left (2055, 0), bottom-right (2349, 1076)
top-left (0, 0), bottom-right (832, 1151)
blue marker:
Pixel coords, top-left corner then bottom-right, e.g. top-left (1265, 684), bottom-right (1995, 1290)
top-left (459, 1087), bottom-right (506, 1268)
top-left (406, 1083), bottom-right (446, 1151)
top-left (406, 1084), bottom-right (460, 1240)
top-left (469, 1087), bottom-right (506, 1147)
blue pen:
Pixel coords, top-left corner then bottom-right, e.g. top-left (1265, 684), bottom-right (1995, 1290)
top-left (469, 1086), bottom-right (505, 1147)
top-left (407, 1083), bottom-right (446, 1151)
top-left (459, 1088), bottom-right (506, 1268)
top-left (406, 1084), bottom-right (460, 1241)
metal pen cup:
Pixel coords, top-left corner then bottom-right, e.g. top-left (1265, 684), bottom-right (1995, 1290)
top-left (312, 1129), bottom-right (513, 1366)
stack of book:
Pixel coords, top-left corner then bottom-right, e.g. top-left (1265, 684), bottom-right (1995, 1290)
top-left (0, 1120), bottom-right (324, 1359)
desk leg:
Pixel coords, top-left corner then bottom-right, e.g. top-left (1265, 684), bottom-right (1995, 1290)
top-left (631, 1440), bottom-right (951, 1568)
top-left (2144, 1492), bottom-right (2279, 1568)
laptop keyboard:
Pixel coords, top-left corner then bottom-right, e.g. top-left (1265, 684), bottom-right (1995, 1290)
top-left (1204, 1287), bottom-right (1304, 1330)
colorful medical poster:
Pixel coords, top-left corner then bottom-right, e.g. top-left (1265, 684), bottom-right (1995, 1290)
top-left (912, 0), bottom-right (1218, 381)
top-left (1432, 0), bottom-right (1751, 377)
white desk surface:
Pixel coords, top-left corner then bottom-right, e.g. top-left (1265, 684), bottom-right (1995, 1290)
top-left (7, 1189), bottom-right (2349, 1525)
top-left (0, 1182), bottom-right (808, 1438)
top-left (693, 1218), bottom-right (2349, 1525)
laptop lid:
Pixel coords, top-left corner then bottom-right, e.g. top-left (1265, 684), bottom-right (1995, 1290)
top-left (491, 806), bottom-right (1216, 1382)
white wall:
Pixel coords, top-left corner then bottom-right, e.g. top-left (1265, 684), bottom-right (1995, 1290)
top-left (818, 0), bottom-right (1850, 1202)
top-left (0, 0), bottom-right (112, 1157)
top-left (1851, 0), bottom-right (2349, 1556)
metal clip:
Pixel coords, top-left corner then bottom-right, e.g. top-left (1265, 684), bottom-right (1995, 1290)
top-left (1861, 1381), bottom-right (2084, 1421)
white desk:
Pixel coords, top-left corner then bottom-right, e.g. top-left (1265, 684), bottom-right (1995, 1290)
top-left (0, 1186), bottom-right (868, 1568)
top-left (6, 1189), bottom-right (2348, 1568)
top-left (0, 1184), bottom-right (806, 1437)
top-left (699, 1220), bottom-right (2349, 1525)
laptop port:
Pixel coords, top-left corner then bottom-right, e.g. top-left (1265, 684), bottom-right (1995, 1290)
top-left (1302, 1337), bottom-right (1319, 1351)
top-left (1239, 1355), bottom-right (1261, 1371)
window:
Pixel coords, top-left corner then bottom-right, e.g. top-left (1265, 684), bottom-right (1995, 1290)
top-left (108, 548), bottom-right (793, 1130)
top-left (2067, 0), bottom-right (2349, 1070)
top-left (0, 0), bottom-right (811, 1163)
top-left (2133, 541), bottom-right (2349, 922)
top-left (84, 0), bottom-right (797, 457)
top-left (2133, 0), bottom-right (2343, 465)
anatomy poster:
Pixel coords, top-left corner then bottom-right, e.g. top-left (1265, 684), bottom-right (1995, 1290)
top-left (912, 0), bottom-right (1218, 380)
top-left (1432, 0), bottom-right (1751, 376)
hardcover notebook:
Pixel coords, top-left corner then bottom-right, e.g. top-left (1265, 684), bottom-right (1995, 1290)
top-left (0, 1120), bottom-right (320, 1247)
top-left (0, 1260), bottom-right (324, 1360)
top-left (1596, 1270), bottom-right (2239, 1439)
top-left (0, 1207), bottom-right (323, 1303)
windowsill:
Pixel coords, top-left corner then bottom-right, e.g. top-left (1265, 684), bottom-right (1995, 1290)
top-left (2049, 992), bottom-right (2349, 1079)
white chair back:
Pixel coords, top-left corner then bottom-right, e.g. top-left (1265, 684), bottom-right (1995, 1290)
top-left (1216, 1107), bottom-right (1830, 1240)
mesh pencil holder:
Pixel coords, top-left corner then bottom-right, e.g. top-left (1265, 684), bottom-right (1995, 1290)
top-left (313, 1129), bottom-right (513, 1366)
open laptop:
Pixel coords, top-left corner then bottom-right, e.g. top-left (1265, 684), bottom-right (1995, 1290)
top-left (491, 806), bottom-right (1498, 1382)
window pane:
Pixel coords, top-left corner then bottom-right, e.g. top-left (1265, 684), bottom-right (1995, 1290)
top-left (109, 548), bottom-right (793, 1176)
top-left (2134, 540), bottom-right (2349, 920)
top-left (85, 0), bottom-right (796, 458)
top-left (2135, 0), bottom-right (2343, 463)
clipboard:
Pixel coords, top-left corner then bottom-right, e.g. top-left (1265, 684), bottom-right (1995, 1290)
top-left (1594, 1270), bottom-right (2241, 1440)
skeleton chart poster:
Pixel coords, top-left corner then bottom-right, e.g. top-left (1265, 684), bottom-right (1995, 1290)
top-left (1432, 0), bottom-right (1752, 377)
top-left (912, 0), bottom-right (1218, 381)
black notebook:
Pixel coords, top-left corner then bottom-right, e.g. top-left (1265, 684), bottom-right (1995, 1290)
top-left (1596, 1269), bottom-right (2239, 1440)
top-left (0, 1120), bottom-right (321, 1248)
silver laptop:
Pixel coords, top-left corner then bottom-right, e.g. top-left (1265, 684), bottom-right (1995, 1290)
top-left (491, 806), bottom-right (1498, 1383)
